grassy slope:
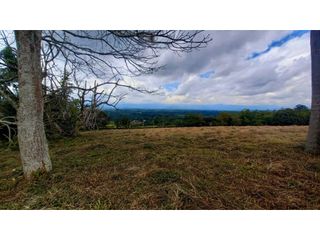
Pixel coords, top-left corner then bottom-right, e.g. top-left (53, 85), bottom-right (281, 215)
top-left (0, 126), bottom-right (320, 209)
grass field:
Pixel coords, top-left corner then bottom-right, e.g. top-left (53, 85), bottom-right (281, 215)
top-left (1, 126), bottom-right (320, 209)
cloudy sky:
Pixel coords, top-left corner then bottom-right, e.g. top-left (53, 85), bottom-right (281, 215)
top-left (118, 30), bottom-right (311, 110)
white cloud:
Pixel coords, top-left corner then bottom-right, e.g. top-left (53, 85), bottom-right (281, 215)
top-left (164, 95), bottom-right (187, 104)
top-left (120, 31), bottom-right (311, 108)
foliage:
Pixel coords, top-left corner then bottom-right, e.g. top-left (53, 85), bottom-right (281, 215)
top-left (0, 46), bottom-right (18, 143)
top-left (115, 117), bottom-right (131, 128)
top-left (106, 105), bottom-right (311, 128)
top-left (95, 110), bottom-right (109, 129)
top-left (44, 72), bottom-right (80, 138)
top-left (181, 114), bottom-right (206, 127)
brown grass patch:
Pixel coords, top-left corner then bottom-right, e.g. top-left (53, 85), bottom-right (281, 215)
top-left (0, 126), bottom-right (320, 209)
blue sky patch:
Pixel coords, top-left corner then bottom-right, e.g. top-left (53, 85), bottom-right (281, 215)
top-left (163, 80), bottom-right (180, 91)
top-left (247, 30), bottom-right (309, 59)
top-left (199, 70), bottom-right (215, 78)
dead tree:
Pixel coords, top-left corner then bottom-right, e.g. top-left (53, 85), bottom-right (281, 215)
top-left (8, 30), bottom-right (211, 177)
top-left (41, 31), bottom-right (211, 107)
top-left (81, 80), bottom-right (102, 130)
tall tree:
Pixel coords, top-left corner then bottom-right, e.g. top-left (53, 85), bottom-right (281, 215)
top-left (306, 30), bottom-right (320, 153)
top-left (11, 30), bottom-right (210, 177)
top-left (15, 31), bottom-right (51, 177)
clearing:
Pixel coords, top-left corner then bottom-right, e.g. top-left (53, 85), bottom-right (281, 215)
top-left (0, 126), bottom-right (320, 209)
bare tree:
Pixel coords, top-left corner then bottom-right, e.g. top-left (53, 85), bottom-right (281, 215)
top-left (12, 30), bottom-right (211, 177)
top-left (306, 30), bottom-right (320, 153)
top-left (41, 31), bottom-right (211, 106)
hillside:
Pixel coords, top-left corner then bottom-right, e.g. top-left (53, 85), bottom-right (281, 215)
top-left (0, 126), bottom-right (320, 209)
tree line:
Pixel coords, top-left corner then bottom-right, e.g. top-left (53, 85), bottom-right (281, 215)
top-left (111, 105), bottom-right (310, 128)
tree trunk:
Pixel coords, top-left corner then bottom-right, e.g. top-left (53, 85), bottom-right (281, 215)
top-left (306, 30), bottom-right (320, 153)
top-left (15, 31), bottom-right (52, 177)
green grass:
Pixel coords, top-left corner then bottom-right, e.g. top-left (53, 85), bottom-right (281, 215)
top-left (0, 126), bottom-right (320, 209)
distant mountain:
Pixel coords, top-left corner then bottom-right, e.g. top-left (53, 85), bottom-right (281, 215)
top-left (108, 103), bottom-right (287, 111)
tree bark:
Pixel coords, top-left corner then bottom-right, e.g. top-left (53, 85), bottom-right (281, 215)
top-left (15, 31), bottom-right (52, 177)
top-left (306, 30), bottom-right (320, 153)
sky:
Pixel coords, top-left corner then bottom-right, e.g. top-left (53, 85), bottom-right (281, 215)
top-left (115, 30), bottom-right (311, 110)
top-left (1, 30), bottom-right (311, 110)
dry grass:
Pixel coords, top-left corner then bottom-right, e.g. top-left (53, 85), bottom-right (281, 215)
top-left (0, 126), bottom-right (320, 209)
